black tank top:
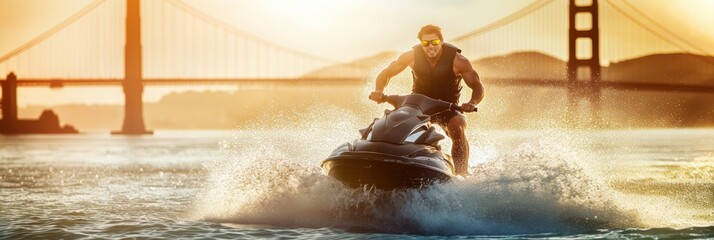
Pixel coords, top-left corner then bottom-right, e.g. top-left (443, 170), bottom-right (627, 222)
top-left (411, 43), bottom-right (463, 103)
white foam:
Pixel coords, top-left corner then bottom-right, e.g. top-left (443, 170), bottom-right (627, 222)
top-left (191, 118), bottom-right (642, 234)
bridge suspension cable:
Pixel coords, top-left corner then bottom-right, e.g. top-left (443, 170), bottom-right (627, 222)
top-left (0, 0), bottom-right (122, 78)
top-left (163, 0), bottom-right (341, 65)
top-left (451, 0), bottom-right (555, 41)
top-left (0, 0), bottom-right (107, 64)
top-left (143, 0), bottom-right (367, 79)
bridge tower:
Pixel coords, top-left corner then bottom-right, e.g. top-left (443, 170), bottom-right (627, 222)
top-left (567, 0), bottom-right (602, 126)
top-left (1, 73), bottom-right (18, 125)
top-left (113, 0), bottom-right (152, 134)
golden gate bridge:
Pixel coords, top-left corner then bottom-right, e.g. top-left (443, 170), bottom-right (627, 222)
top-left (1, 0), bottom-right (713, 134)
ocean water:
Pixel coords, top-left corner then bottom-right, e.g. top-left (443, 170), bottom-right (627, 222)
top-left (1, 128), bottom-right (712, 239)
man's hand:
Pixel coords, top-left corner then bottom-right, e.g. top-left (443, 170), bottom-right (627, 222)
top-left (460, 102), bottom-right (477, 112)
top-left (369, 91), bottom-right (385, 103)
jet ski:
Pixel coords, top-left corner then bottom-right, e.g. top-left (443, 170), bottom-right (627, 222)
top-left (321, 94), bottom-right (474, 190)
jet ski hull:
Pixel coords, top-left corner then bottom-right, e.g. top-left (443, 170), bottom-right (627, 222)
top-left (322, 152), bottom-right (453, 190)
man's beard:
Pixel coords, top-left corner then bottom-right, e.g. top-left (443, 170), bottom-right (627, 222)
top-left (425, 48), bottom-right (438, 58)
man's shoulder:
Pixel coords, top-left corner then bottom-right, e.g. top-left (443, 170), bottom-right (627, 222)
top-left (443, 42), bottom-right (462, 53)
top-left (453, 51), bottom-right (469, 61)
top-left (452, 52), bottom-right (473, 69)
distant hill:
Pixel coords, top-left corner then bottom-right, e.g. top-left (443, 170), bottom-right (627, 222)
top-left (302, 51), bottom-right (399, 79)
top-left (473, 51), bottom-right (566, 80)
top-left (303, 51), bottom-right (568, 80)
top-left (471, 51), bottom-right (714, 85)
top-left (603, 53), bottom-right (714, 84)
top-left (308, 50), bottom-right (714, 86)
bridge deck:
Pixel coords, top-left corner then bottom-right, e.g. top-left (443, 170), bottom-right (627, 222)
top-left (8, 78), bottom-right (714, 93)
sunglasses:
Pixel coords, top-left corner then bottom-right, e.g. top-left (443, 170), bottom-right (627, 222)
top-left (420, 39), bottom-right (441, 46)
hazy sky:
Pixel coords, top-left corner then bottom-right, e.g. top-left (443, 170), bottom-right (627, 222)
top-left (2, 0), bottom-right (713, 61)
top-left (0, 0), bottom-right (713, 106)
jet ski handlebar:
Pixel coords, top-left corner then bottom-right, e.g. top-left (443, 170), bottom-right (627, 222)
top-left (450, 103), bottom-right (478, 113)
top-left (449, 103), bottom-right (464, 112)
top-left (380, 94), bottom-right (476, 113)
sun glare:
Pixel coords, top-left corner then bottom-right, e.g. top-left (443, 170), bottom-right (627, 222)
top-left (267, 0), bottom-right (346, 30)
top-left (673, 0), bottom-right (714, 43)
top-left (691, 1), bottom-right (714, 25)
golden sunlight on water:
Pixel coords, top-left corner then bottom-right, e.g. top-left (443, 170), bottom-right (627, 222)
top-left (1, 128), bottom-right (712, 237)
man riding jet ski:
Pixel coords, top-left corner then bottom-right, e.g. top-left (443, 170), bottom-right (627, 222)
top-left (321, 94), bottom-right (475, 190)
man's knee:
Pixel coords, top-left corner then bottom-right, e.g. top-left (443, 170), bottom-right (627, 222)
top-left (447, 115), bottom-right (467, 140)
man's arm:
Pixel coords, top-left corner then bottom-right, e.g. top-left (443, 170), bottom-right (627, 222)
top-left (454, 53), bottom-right (484, 110)
top-left (370, 51), bottom-right (412, 101)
